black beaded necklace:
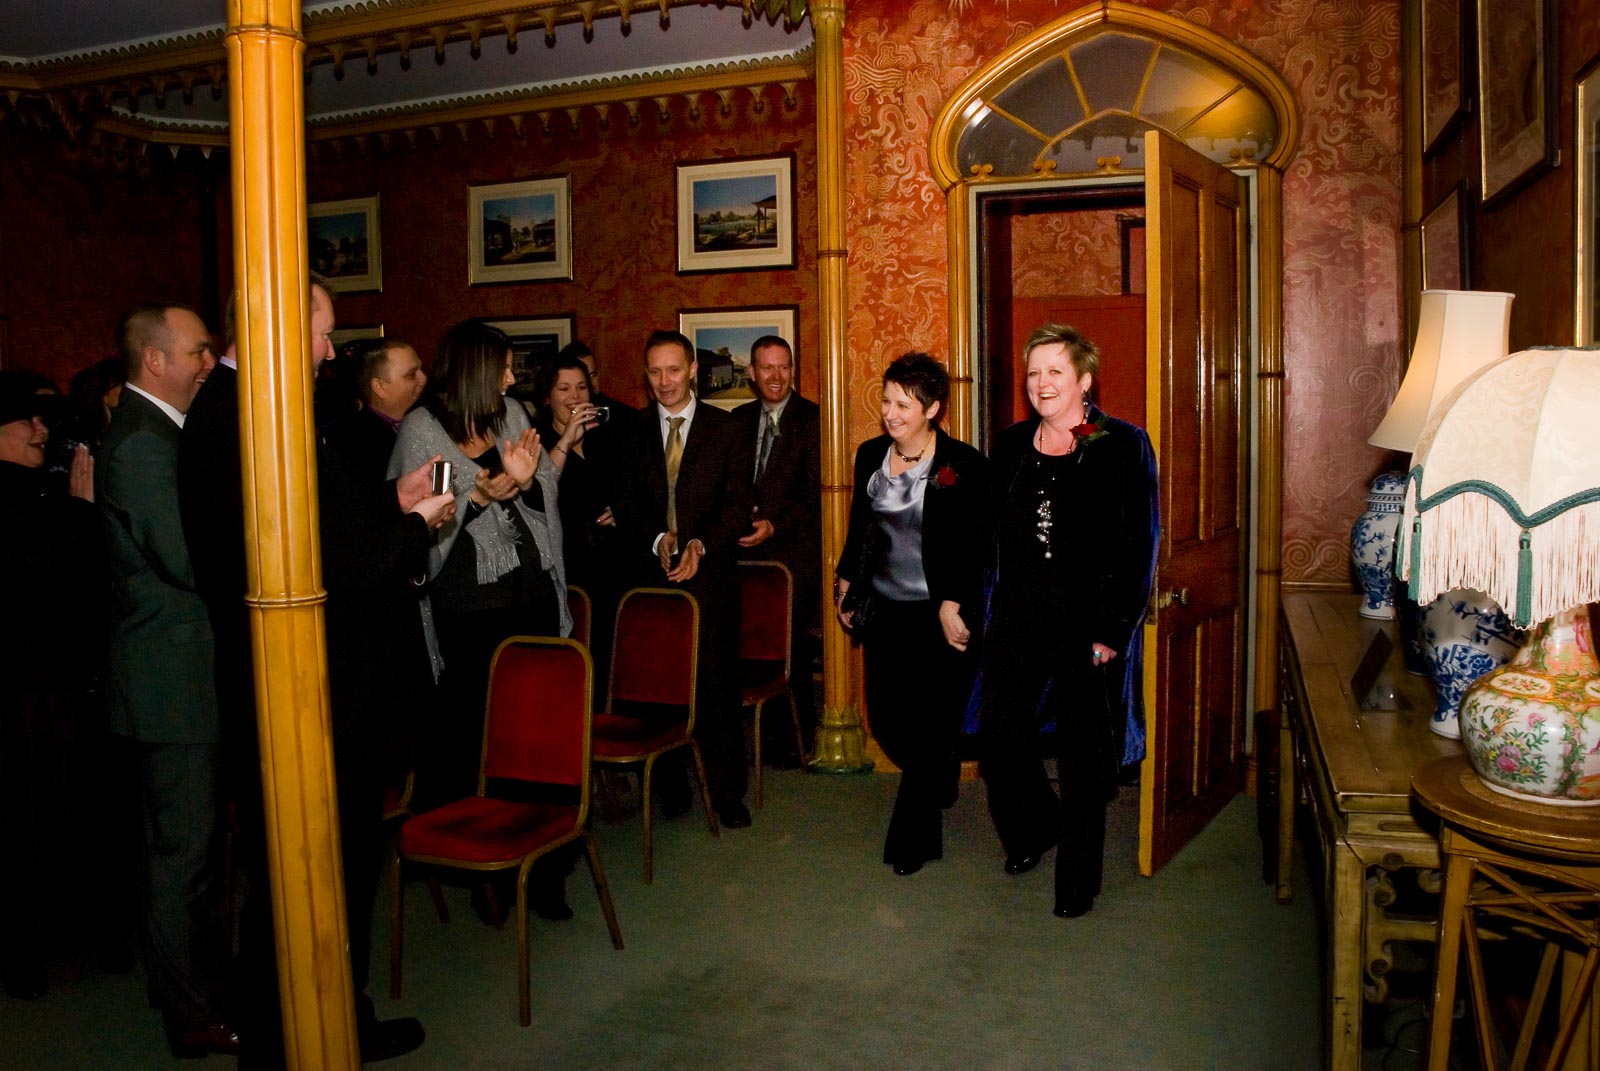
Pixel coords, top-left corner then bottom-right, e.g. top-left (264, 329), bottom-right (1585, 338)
top-left (1032, 418), bottom-right (1081, 560)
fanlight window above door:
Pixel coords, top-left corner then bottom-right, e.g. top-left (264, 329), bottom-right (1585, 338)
top-left (955, 29), bottom-right (1278, 178)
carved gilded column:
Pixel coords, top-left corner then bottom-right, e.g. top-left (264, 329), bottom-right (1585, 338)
top-left (226, 2), bottom-right (359, 1068)
top-left (810, 0), bottom-right (871, 773)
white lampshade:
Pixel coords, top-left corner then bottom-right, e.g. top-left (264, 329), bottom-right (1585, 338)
top-left (1368, 289), bottom-right (1514, 451)
top-left (1397, 347), bottom-right (1600, 627)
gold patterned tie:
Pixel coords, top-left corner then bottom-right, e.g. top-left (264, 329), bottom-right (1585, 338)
top-left (665, 415), bottom-right (685, 532)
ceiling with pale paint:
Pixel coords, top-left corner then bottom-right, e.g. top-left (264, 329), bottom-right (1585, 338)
top-left (0, 1), bottom-right (813, 138)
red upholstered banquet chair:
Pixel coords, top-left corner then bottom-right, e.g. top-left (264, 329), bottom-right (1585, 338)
top-left (388, 636), bottom-right (623, 1026)
top-left (591, 586), bottom-right (718, 882)
top-left (737, 560), bottom-right (805, 806)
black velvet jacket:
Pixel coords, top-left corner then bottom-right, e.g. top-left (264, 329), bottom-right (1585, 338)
top-left (837, 427), bottom-right (989, 618)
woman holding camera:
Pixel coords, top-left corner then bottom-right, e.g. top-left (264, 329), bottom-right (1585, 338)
top-left (390, 320), bottom-right (576, 807)
top-left (531, 352), bottom-right (611, 590)
top-left (977, 324), bottom-right (1158, 919)
top-left (835, 353), bottom-right (987, 877)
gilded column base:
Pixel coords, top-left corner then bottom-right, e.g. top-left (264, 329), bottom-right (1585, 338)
top-left (808, 706), bottom-right (874, 774)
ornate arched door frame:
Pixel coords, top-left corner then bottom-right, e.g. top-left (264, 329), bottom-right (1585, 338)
top-left (928, 0), bottom-right (1300, 750)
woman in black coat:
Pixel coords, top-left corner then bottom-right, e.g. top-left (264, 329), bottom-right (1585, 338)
top-left (978, 323), bottom-right (1158, 918)
top-left (835, 353), bottom-right (987, 876)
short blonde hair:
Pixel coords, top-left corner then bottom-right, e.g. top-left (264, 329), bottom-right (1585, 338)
top-left (1022, 323), bottom-right (1098, 378)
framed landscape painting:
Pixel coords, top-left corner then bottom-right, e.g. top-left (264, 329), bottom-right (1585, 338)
top-left (486, 314), bottom-right (576, 399)
top-left (469, 177), bottom-right (572, 285)
top-left (309, 196), bottom-right (381, 293)
top-left (675, 156), bottom-right (795, 274)
top-left (679, 306), bottom-right (797, 411)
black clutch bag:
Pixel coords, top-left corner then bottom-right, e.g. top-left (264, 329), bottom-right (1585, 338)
top-left (839, 583), bottom-right (879, 637)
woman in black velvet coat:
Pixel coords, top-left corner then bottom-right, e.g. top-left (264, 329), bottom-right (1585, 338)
top-left (978, 323), bottom-right (1158, 918)
top-left (835, 353), bottom-right (987, 876)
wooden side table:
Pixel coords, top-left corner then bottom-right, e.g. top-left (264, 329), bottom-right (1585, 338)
top-left (1413, 755), bottom-right (1600, 1071)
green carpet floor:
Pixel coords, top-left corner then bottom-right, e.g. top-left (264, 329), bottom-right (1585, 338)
top-left (6, 768), bottom-right (1339, 1070)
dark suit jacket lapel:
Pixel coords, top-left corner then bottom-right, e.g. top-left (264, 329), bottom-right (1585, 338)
top-left (125, 388), bottom-right (181, 446)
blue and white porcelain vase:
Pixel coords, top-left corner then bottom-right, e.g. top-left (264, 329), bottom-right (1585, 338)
top-left (1420, 589), bottom-right (1524, 739)
top-left (1350, 472), bottom-right (1406, 620)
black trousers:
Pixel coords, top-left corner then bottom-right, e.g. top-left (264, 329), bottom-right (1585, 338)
top-left (978, 619), bottom-right (1112, 904)
top-left (861, 599), bottom-right (968, 867)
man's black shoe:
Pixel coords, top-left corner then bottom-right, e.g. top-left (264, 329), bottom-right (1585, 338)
top-left (360, 1016), bottom-right (425, 1062)
top-left (1003, 852), bottom-right (1043, 876)
top-left (716, 801), bottom-right (752, 829)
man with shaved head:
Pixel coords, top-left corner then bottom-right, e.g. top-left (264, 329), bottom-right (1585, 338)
top-left (99, 302), bottom-right (234, 1057)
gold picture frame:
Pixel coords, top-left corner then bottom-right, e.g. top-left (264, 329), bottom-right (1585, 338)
top-left (309, 196), bottom-right (382, 293)
top-left (1421, 183), bottom-right (1469, 290)
top-left (1577, 58), bottom-right (1600, 344)
top-left (1421, 0), bottom-right (1465, 155)
top-left (1475, 0), bottom-right (1557, 206)
top-left (468, 177), bottom-right (573, 285)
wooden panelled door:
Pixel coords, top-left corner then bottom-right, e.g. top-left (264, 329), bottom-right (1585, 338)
top-left (1138, 130), bottom-right (1249, 876)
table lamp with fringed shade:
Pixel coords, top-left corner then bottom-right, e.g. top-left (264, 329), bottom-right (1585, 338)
top-left (1396, 346), bottom-right (1600, 803)
top-left (1352, 291), bottom-right (1514, 623)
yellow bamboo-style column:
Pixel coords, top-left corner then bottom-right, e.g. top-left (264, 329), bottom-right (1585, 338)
top-left (1252, 165), bottom-right (1285, 729)
top-left (810, 0), bottom-right (871, 773)
top-left (226, 3), bottom-right (359, 1068)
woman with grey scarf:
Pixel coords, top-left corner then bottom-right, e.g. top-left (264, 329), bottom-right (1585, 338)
top-left (389, 320), bottom-right (583, 812)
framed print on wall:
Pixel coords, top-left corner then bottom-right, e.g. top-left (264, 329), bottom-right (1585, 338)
top-left (485, 314), bottom-right (576, 399)
top-left (1476, 0), bottom-right (1557, 206)
top-left (1421, 183), bottom-right (1470, 290)
top-left (309, 196), bottom-right (382, 293)
top-left (1577, 59), bottom-right (1600, 344)
top-left (1421, 0), bottom-right (1465, 155)
top-left (678, 306), bottom-right (797, 411)
top-left (469, 178), bottom-right (572, 285)
top-left (675, 156), bottom-right (796, 274)
top-left (329, 324), bottom-right (384, 351)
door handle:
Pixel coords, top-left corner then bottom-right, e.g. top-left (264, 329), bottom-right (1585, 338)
top-left (1155, 587), bottom-right (1190, 610)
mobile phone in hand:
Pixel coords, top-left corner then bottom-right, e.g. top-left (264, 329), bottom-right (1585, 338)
top-left (431, 460), bottom-right (452, 496)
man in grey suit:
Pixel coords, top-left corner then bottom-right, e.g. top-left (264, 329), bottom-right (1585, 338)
top-left (99, 302), bottom-right (235, 1058)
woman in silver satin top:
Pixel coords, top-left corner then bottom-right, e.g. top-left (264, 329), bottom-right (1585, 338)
top-left (834, 352), bottom-right (988, 876)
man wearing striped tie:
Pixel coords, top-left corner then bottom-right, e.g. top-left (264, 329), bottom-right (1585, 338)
top-left (611, 330), bottom-right (756, 828)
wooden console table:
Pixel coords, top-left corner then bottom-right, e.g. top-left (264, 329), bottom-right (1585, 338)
top-left (1277, 592), bottom-right (1460, 1070)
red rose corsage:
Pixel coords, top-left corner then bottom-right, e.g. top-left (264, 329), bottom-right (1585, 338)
top-left (934, 464), bottom-right (959, 487)
top-left (1070, 417), bottom-right (1109, 444)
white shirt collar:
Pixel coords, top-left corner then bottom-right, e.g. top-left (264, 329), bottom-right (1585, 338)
top-left (657, 395), bottom-right (697, 443)
top-left (761, 393), bottom-right (791, 421)
top-left (124, 381), bottom-right (187, 429)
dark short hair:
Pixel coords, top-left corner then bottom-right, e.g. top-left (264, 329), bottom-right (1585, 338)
top-left (428, 320), bottom-right (511, 443)
top-left (750, 335), bottom-right (792, 362)
top-left (355, 339), bottom-right (415, 403)
top-left (557, 340), bottom-right (594, 363)
top-left (642, 329), bottom-right (694, 366)
top-left (882, 351), bottom-right (949, 420)
top-left (116, 303), bottom-right (194, 380)
top-left (531, 353), bottom-right (594, 411)
top-left (1022, 323), bottom-right (1099, 385)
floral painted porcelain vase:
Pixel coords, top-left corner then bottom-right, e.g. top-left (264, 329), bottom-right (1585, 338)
top-left (1458, 605), bottom-right (1600, 804)
top-left (1350, 472), bottom-right (1406, 620)
top-left (1420, 590), bottom-right (1524, 738)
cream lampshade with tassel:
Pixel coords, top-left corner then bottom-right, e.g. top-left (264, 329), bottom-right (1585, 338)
top-left (1397, 346), bottom-right (1600, 802)
top-left (1359, 290), bottom-right (1516, 734)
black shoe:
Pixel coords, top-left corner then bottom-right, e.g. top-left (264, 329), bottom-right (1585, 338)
top-left (1053, 895), bottom-right (1095, 918)
top-left (170, 1020), bottom-right (242, 1059)
top-left (530, 885), bottom-right (573, 922)
top-left (2, 958), bottom-right (46, 1000)
top-left (716, 801), bottom-right (752, 829)
top-left (1004, 852), bottom-right (1043, 876)
top-left (360, 1016), bottom-right (425, 1062)
top-left (891, 859), bottom-right (924, 876)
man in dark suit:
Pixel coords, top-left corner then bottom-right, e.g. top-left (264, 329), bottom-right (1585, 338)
top-left (181, 280), bottom-right (447, 1066)
top-left (733, 336), bottom-right (821, 760)
top-left (323, 339), bottom-right (427, 480)
top-left (610, 330), bottom-right (756, 828)
top-left (99, 303), bottom-right (235, 1057)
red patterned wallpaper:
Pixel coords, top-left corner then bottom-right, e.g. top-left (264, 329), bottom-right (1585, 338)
top-left (310, 87), bottom-right (818, 409)
top-left (843, 0), bottom-right (1404, 587)
top-left (1011, 208), bottom-right (1129, 298)
top-left (0, 125), bottom-right (214, 384)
